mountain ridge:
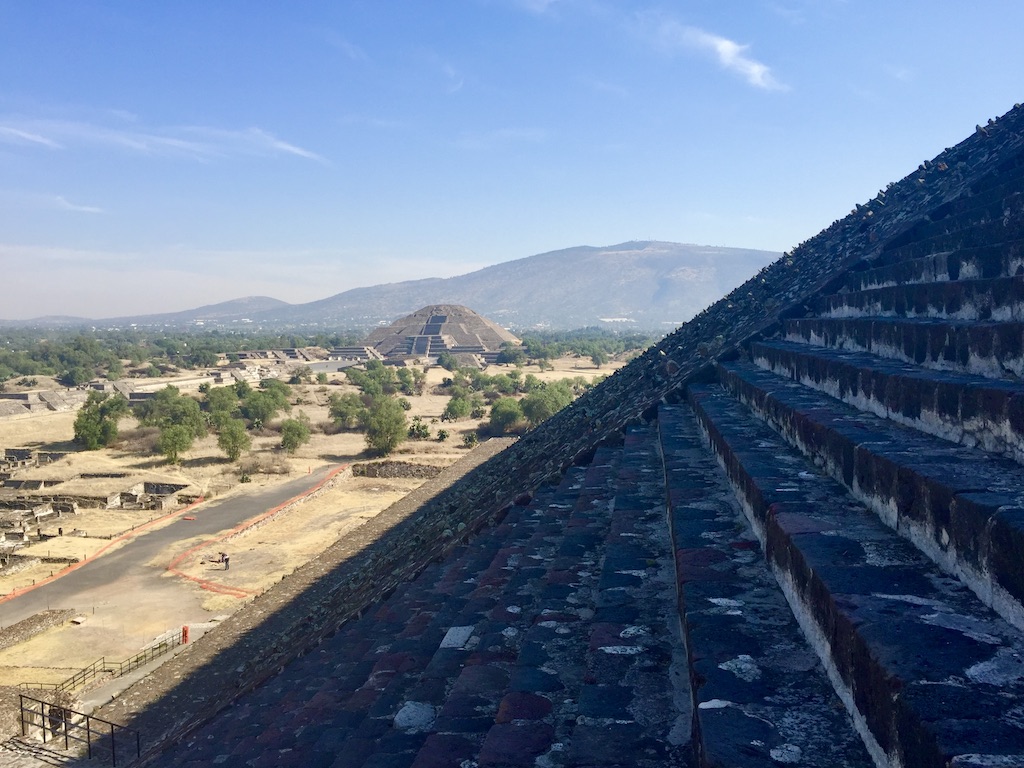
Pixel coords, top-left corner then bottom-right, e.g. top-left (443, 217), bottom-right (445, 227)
top-left (1, 241), bottom-right (780, 331)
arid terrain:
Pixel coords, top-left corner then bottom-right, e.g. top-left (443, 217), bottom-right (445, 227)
top-left (0, 357), bottom-right (619, 722)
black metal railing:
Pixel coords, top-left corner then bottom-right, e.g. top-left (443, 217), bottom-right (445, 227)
top-left (19, 693), bottom-right (140, 766)
top-left (19, 627), bottom-right (185, 696)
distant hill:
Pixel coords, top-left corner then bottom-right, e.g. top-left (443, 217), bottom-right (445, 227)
top-left (251, 241), bottom-right (780, 331)
top-left (103, 296), bottom-right (291, 326)
top-left (2, 242), bottom-right (780, 331)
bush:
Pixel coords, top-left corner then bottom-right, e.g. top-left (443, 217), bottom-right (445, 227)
top-left (488, 397), bottom-right (524, 435)
top-left (408, 416), bottom-right (431, 440)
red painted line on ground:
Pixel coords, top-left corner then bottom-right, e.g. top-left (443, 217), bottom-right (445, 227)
top-left (165, 464), bottom-right (349, 599)
top-left (0, 496), bottom-right (207, 604)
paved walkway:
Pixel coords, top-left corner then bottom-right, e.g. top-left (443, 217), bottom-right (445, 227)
top-left (0, 465), bottom-right (338, 629)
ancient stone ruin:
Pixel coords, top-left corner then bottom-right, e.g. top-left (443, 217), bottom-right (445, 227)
top-left (95, 104), bottom-right (1024, 766)
top-left (363, 304), bottom-right (521, 364)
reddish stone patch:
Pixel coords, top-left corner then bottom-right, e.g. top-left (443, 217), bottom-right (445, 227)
top-left (495, 692), bottom-right (553, 723)
top-left (411, 734), bottom-right (478, 768)
top-left (452, 664), bottom-right (510, 696)
top-left (728, 540), bottom-right (758, 550)
top-left (479, 723), bottom-right (555, 766)
top-left (774, 511), bottom-right (832, 534)
top-left (588, 623), bottom-right (627, 650)
top-left (372, 652), bottom-right (421, 674)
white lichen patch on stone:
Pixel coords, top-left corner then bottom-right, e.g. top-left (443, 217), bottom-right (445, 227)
top-left (708, 597), bottom-right (744, 608)
top-left (967, 647), bottom-right (1024, 685)
top-left (769, 744), bottom-right (803, 764)
top-left (872, 593), bottom-right (944, 608)
top-left (697, 699), bottom-right (732, 710)
top-left (949, 754), bottom-right (1024, 767)
top-left (394, 701), bottom-right (436, 732)
top-left (921, 612), bottom-right (1002, 645)
top-left (718, 654), bottom-right (762, 682)
top-left (620, 626), bottom-right (649, 638)
top-left (599, 645), bottom-right (644, 655)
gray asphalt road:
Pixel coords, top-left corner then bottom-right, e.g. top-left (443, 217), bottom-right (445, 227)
top-left (0, 465), bottom-right (336, 628)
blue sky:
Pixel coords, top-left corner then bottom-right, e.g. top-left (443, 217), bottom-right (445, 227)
top-left (2, 1), bottom-right (1023, 319)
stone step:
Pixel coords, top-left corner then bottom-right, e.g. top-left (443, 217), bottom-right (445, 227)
top-left (687, 382), bottom-right (1024, 768)
top-left (152, 436), bottom-right (693, 767)
top-left (783, 315), bottom-right (1024, 380)
top-left (750, 338), bottom-right (1024, 463)
top-left (846, 240), bottom-right (1024, 293)
top-left (659, 404), bottom-right (872, 768)
top-left (814, 274), bottom-right (1024, 321)
top-left (875, 198), bottom-right (1024, 266)
top-left (717, 358), bottom-right (1024, 634)
top-left (560, 423), bottom-right (692, 767)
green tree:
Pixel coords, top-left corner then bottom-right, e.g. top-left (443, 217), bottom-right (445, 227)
top-left (441, 395), bottom-right (471, 422)
top-left (135, 386), bottom-right (207, 439)
top-left (329, 392), bottom-right (368, 430)
top-left (73, 392), bottom-right (129, 450)
top-left (520, 381), bottom-right (574, 428)
top-left (157, 424), bottom-right (195, 464)
top-left (365, 397), bottom-right (407, 455)
top-left (279, 418), bottom-right (311, 454)
top-left (288, 365), bottom-right (313, 385)
top-left (60, 366), bottom-right (93, 387)
top-left (488, 397), bottom-right (524, 435)
top-left (241, 384), bottom-right (291, 427)
top-left (436, 351), bottom-right (459, 371)
top-left (496, 344), bottom-right (526, 366)
top-left (217, 418), bottom-right (252, 461)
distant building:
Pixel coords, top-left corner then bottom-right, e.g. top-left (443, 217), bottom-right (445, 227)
top-left (362, 304), bottom-right (520, 364)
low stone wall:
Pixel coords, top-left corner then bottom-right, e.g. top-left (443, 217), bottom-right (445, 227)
top-left (352, 461), bottom-right (444, 479)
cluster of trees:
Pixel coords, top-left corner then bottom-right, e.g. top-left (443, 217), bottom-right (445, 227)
top-left (73, 377), bottom-right (312, 464)
top-left (435, 361), bottom-right (598, 436)
top-left (0, 328), bottom-right (364, 387)
top-left (517, 328), bottom-right (657, 368)
top-left (328, 361), bottom-right (418, 455)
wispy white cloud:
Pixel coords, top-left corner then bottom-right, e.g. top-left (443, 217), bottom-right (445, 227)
top-left (54, 195), bottom-right (104, 214)
top-left (442, 63), bottom-right (465, 94)
top-left (887, 66), bottom-right (914, 83)
top-left (339, 115), bottom-right (407, 131)
top-left (0, 116), bottom-right (327, 163)
top-left (641, 14), bottom-right (787, 91)
top-left (456, 127), bottom-right (547, 150)
top-left (323, 30), bottom-right (368, 62)
top-left (0, 125), bottom-right (63, 149)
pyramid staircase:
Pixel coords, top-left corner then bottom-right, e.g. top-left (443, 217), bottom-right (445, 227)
top-left (125, 111), bottom-right (1024, 767)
